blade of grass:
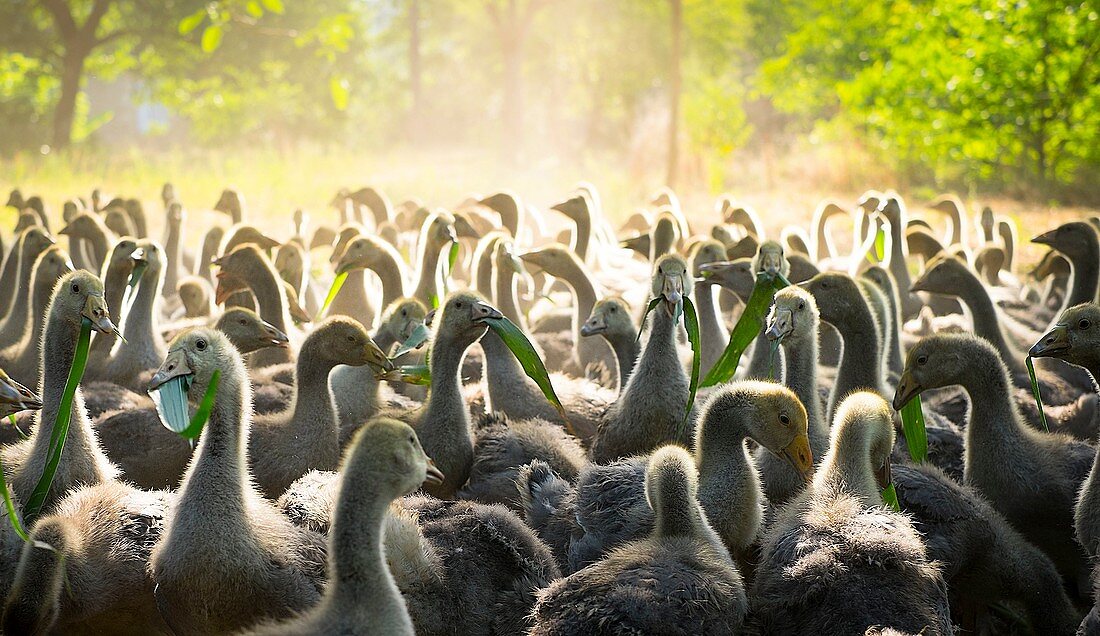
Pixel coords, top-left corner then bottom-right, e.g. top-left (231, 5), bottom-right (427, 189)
top-left (317, 271), bottom-right (348, 319)
top-left (8, 414), bottom-right (28, 440)
top-left (483, 315), bottom-right (573, 436)
top-left (635, 297), bottom-right (662, 343)
top-left (681, 297), bottom-right (701, 435)
top-left (899, 395), bottom-right (928, 463)
top-left (178, 370), bottom-right (220, 439)
top-left (1, 456), bottom-right (28, 541)
top-left (700, 272), bottom-right (787, 387)
top-left (881, 483), bottom-right (900, 511)
top-left (22, 318), bottom-right (92, 525)
top-left (378, 364), bottom-right (432, 385)
top-left (1025, 356), bottom-right (1049, 431)
top-left (391, 324), bottom-right (431, 360)
top-left (873, 225), bottom-right (886, 261)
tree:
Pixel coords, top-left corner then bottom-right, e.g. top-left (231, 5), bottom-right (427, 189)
top-left (484, 0), bottom-right (551, 155)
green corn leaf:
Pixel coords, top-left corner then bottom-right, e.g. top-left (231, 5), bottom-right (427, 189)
top-left (700, 272), bottom-right (788, 388)
top-left (179, 370), bottom-right (220, 440)
top-left (391, 324), bottom-right (431, 360)
top-left (0, 456), bottom-right (28, 541)
top-left (899, 395), bottom-right (928, 463)
top-left (681, 297), bottom-right (701, 434)
top-left (378, 364), bottom-right (432, 386)
top-left (874, 225), bottom-right (886, 261)
top-left (1025, 356), bottom-right (1049, 432)
top-left (635, 297), bottom-right (663, 343)
top-left (881, 483), bottom-right (900, 511)
top-left (23, 318), bottom-right (92, 525)
top-left (483, 315), bottom-right (573, 436)
top-left (318, 271), bottom-right (348, 319)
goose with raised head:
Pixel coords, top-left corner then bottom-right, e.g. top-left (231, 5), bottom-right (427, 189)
top-left (195, 226), bottom-right (224, 285)
top-left (1, 270), bottom-right (119, 511)
top-left (928, 193), bottom-right (969, 247)
top-left (0, 226), bottom-right (54, 328)
top-left (589, 254), bottom-right (692, 462)
top-left (103, 206), bottom-right (134, 237)
top-left (580, 297), bottom-right (639, 392)
top-left (215, 187), bottom-right (246, 224)
top-left (692, 239), bottom-right (730, 378)
top-left (860, 265), bottom-right (905, 379)
top-left (102, 241), bottom-right (168, 390)
top-left (2, 245), bottom-right (75, 385)
top-left (149, 328), bottom-right (326, 635)
top-left (521, 382), bottom-right (812, 573)
top-left (750, 392), bottom-right (953, 635)
top-left (894, 333), bottom-right (1094, 597)
top-left (874, 194), bottom-right (922, 319)
top-left (332, 232), bottom-right (410, 310)
top-left (529, 445), bottom-right (746, 636)
top-left (178, 275), bottom-right (214, 318)
top-left (1034, 221), bottom-right (1100, 311)
top-left (410, 210), bottom-right (459, 307)
top-left (323, 224), bottom-right (376, 326)
top-left (85, 237), bottom-right (139, 368)
top-left (60, 211), bottom-right (112, 273)
top-left (249, 317), bottom-right (392, 499)
top-left (214, 243), bottom-right (295, 367)
top-left (243, 419), bottom-right (440, 636)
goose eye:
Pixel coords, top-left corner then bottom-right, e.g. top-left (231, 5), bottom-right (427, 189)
top-left (455, 301), bottom-right (463, 309)
top-left (1079, 319), bottom-right (1091, 330)
top-left (408, 434), bottom-right (416, 444)
top-left (196, 339), bottom-right (207, 351)
top-left (401, 309), bottom-right (407, 317)
top-left (238, 319), bottom-right (247, 325)
top-left (71, 283), bottom-right (80, 293)
top-left (779, 413), bottom-right (790, 425)
top-left (917, 354), bottom-right (928, 366)
top-left (609, 306), bottom-right (617, 313)
top-left (797, 300), bottom-right (805, 310)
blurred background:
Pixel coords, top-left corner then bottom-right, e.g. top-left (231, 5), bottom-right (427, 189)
top-left (0, 0), bottom-right (1097, 235)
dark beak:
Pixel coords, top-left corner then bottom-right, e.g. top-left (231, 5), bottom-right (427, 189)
top-left (580, 314), bottom-right (607, 337)
top-left (149, 349), bottom-right (193, 390)
top-left (1030, 324), bottom-right (1070, 358)
top-left (1032, 229), bottom-right (1058, 246)
top-left (892, 370), bottom-right (922, 411)
top-left (472, 300), bottom-right (503, 323)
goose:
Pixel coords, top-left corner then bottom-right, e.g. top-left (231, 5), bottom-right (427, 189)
top-left (750, 392), bottom-right (953, 635)
top-left (85, 237), bottom-right (139, 369)
top-left (691, 239), bottom-right (730, 378)
top-left (274, 241), bottom-right (322, 317)
top-left (579, 297), bottom-right (639, 392)
top-left (874, 194), bottom-right (922, 319)
top-left (928, 193), bottom-right (969, 248)
top-left (122, 198), bottom-right (148, 238)
top-left (148, 328), bottom-right (326, 635)
top-left (243, 419), bottom-right (441, 636)
top-left (1034, 221), bottom-right (1100, 311)
top-left (860, 265), bottom-right (905, 379)
top-left (589, 254), bottom-right (692, 462)
top-left (214, 187), bottom-right (246, 224)
top-left (1, 245), bottom-right (75, 385)
top-left (59, 211), bottom-right (113, 272)
top-left (0, 226), bottom-right (55, 327)
top-left (331, 232), bottom-right (410, 309)
top-left (529, 445), bottom-right (746, 635)
top-left (102, 240), bottom-right (168, 391)
top-left (894, 332), bottom-right (1094, 597)
top-left (196, 226), bottom-right (225, 285)
top-left (323, 224), bottom-right (377, 326)
top-left (0, 367), bottom-right (42, 417)
top-left (521, 381), bottom-right (812, 573)
top-left (249, 317), bottom-right (392, 499)
top-left (178, 275), bottom-right (214, 318)
top-left (809, 200), bottom-right (848, 262)
top-left (410, 209), bottom-right (459, 307)
top-left (214, 243), bottom-right (295, 367)
top-left (103, 205), bottom-right (134, 237)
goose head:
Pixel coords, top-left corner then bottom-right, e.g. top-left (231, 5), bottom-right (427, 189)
top-left (214, 188), bottom-right (243, 220)
top-left (161, 183), bottom-right (176, 206)
top-left (753, 240), bottom-right (788, 278)
top-left (1032, 221), bottom-right (1098, 261)
top-left (177, 277), bottom-right (212, 317)
top-left (550, 195), bottom-right (588, 224)
top-left (215, 308), bottom-right (289, 354)
top-left (478, 192), bottom-right (521, 237)
top-left (19, 226), bottom-right (57, 260)
top-left (802, 272), bottom-right (864, 325)
top-left (104, 237), bottom-right (139, 279)
top-left (51, 270), bottom-right (117, 335)
top-left (519, 243), bottom-right (582, 280)
top-left (382, 297), bottom-right (428, 343)
top-left (351, 418), bottom-right (444, 495)
top-left (0, 368), bottom-right (42, 416)
top-left (820, 391), bottom-right (895, 503)
top-left (62, 200), bottom-right (81, 223)
top-left (650, 213), bottom-right (680, 259)
top-left (223, 224), bottom-right (279, 255)
top-left (690, 240), bottom-right (727, 278)
top-left (166, 202), bottom-right (185, 229)
top-left (212, 244), bottom-right (269, 304)
top-left (653, 253), bottom-right (692, 317)
top-left (910, 253), bottom-right (967, 295)
top-left (697, 258), bottom-right (754, 297)
top-left (893, 333), bottom-right (974, 409)
top-left (766, 286), bottom-right (817, 344)
top-left (1030, 303), bottom-right (1100, 365)
top-left (103, 208), bottom-right (133, 237)
top-left (334, 235), bottom-right (384, 274)
top-left (34, 246), bottom-right (75, 291)
top-left (5, 189), bottom-right (23, 209)
top-left (421, 210), bottom-right (458, 251)
top-left (149, 328), bottom-right (234, 406)
top-left (905, 226), bottom-right (945, 261)
top-left (274, 242), bottom-right (306, 286)
top-left (59, 213), bottom-right (106, 241)
top-left (581, 297), bottom-right (633, 338)
top-left (311, 317), bottom-right (393, 371)
top-left (434, 291), bottom-right (502, 347)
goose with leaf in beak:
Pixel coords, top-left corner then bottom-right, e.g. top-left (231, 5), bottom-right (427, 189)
top-left (0, 368), bottom-right (42, 417)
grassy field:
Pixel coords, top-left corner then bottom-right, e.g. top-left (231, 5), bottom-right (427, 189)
top-left (1, 144), bottom-right (1093, 270)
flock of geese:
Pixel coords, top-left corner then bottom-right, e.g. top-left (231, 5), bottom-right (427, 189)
top-left (0, 184), bottom-right (1099, 635)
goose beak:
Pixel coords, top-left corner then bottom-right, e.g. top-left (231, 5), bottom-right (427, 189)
top-left (130, 247), bottom-right (147, 265)
top-left (892, 371), bottom-right (922, 411)
top-left (580, 313), bottom-right (607, 337)
top-left (759, 252), bottom-right (784, 277)
top-left (472, 300), bottom-right (503, 323)
top-left (365, 340), bottom-right (394, 372)
top-left (149, 349), bottom-right (193, 391)
top-left (214, 273), bottom-right (247, 305)
top-left (454, 215), bottom-right (481, 239)
top-left (287, 299), bottom-right (312, 324)
top-left (81, 293), bottom-right (118, 335)
top-left (1031, 229), bottom-right (1058, 246)
top-left (423, 458), bottom-right (445, 487)
top-left (444, 225), bottom-right (458, 245)
top-left (0, 377), bottom-right (42, 412)
top-left (518, 251), bottom-right (543, 271)
top-left (766, 309), bottom-right (793, 342)
top-left (661, 273), bottom-right (684, 316)
top-left (875, 455), bottom-right (892, 492)
top-left (263, 322), bottom-right (290, 348)
top-left (335, 252), bottom-right (366, 275)
top-left (1030, 323), bottom-right (1069, 358)
top-left (781, 433), bottom-right (814, 483)
top-left (909, 274), bottom-right (930, 293)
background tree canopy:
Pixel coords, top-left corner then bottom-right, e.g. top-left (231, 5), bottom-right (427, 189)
top-left (0, 0), bottom-right (1096, 202)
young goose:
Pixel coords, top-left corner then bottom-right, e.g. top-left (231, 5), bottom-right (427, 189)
top-left (1034, 221), bottom-right (1100, 311)
top-left (196, 226), bottom-right (225, 285)
top-left (103, 240), bottom-right (168, 390)
top-left (763, 286), bottom-right (830, 505)
top-left (178, 275), bottom-right (214, 318)
top-left (522, 382), bottom-right (812, 573)
top-left (323, 224), bottom-right (376, 326)
top-left (103, 205), bottom-right (134, 238)
top-left (243, 419), bottom-right (440, 636)
top-left (149, 329), bottom-right (326, 635)
top-left (580, 297), bottom-right (639, 392)
top-left (123, 198), bottom-right (147, 238)
top-left (0, 227), bottom-right (56, 350)
top-left (589, 254), bottom-right (692, 463)
top-left (1, 270), bottom-right (119, 510)
top-left (214, 187), bottom-right (246, 224)
top-left (410, 210), bottom-right (459, 307)
top-left (894, 333), bottom-right (1094, 595)
top-left (214, 243), bottom-right (295, 367)
top-left (249, 317), bottom-right (391, 499)
top-left (529, 445), bottom-right (746, 635)
top-left (0, 367), bottom-right (42, 416)
top-left (0, 246), bottom-right (74, 382)
top-left (59, 212), bottom-right (113, 272)
top-left (860, 265), bottom-right (905, 379)
top-left (692, 239), bottom-right (730, 378)
top-left (751, 392), bottom-right (953, 635)
top-left (274, 241), bottom-right (321, 316)
top-left (873, 194), bottom-right (922, 319)
top-left (85, 237), bottom-right (139, 367)
top-left (333, 233), bottom-right (410, 309)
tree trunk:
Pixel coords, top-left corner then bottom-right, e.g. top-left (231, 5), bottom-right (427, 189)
top-left (667, 0), bottom-right (682, 188)
top-left (407, 0), bottom-right (422, 137)
top-left (53, 48), bottom-right (87, 149)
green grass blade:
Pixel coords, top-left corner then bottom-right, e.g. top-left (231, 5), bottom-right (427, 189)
top-left (881, 482), bottom-right (901, 511)
top-left (635, 297), bottom-right (662, 343)
top-left (391, 324), bottom-right (431, 359)
top-left (378, 364), bottom-right (432, 385)
top-left (317, 271), bottom-right (348, 319)
top-left (700, 272), bottom-right (786, 387)
top-left (899, 395), bottom-right (928, 463)
top-left (23, 318), bottom-right (92, 525)
top-left (681, 297), bottom-right (701, 434)
top-left (8, 414), bottom-right (28, 440)
top-left (1025, 356), bottom-right (1049, 432)
top-left (0, 455), bottom-right (29, 541)
top-left (178, 370), bottom-right (220, 439)
top-left (484, 316), bottom-right (572, 434)
top-left (873, 225), bottom-right (886, 261)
